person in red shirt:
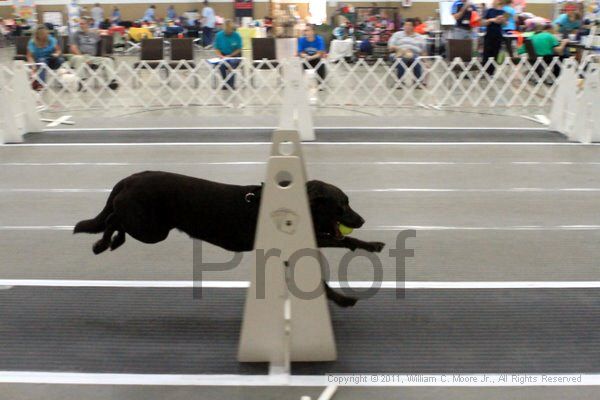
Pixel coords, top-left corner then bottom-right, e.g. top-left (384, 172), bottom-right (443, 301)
top-left (414, 18), bottom-right (428, 35)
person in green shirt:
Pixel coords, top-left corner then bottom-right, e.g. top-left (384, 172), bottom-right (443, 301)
top-left (518, 24), bottom-right (569, 57)
top-left (518, 24), bottom-right (569, 79)
top-left (214, 19), bottom-right (242, 89)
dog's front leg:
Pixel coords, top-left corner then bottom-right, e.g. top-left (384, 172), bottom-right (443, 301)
top-left (317, 235), bottom-right (385, 253)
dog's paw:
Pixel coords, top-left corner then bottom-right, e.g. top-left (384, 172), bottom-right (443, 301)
top-left (365, 241), bottom-right (385, 253)
top-left (92, 240), bottom-right (109, 255)
top-left (336, 296), bottom-right (358, 308)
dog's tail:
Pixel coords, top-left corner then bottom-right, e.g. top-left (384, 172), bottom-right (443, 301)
top-left (74, 181), bottom-right (124, 234)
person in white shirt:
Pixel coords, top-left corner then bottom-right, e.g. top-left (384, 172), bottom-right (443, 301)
top-left (90, 3), bottom-right (104, 29)
top-left (202, 0), bottom-right (216, 46)
top-left (388, 18), bottom-right (427, 86)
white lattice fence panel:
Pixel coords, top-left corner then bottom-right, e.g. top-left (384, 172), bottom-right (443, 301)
top-left (12, 56), bottom-right (573, 112)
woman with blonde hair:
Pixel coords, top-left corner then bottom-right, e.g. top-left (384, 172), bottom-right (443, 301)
top-left (26, 26), bottom-right (63, 85)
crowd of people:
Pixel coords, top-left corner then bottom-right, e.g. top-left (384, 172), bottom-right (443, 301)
top-left (4, 0), bottom-right (596, 92)
top-left (83, 1), bottom-right (217, 47)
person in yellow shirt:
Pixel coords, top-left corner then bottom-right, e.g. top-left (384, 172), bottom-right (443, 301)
top-left (128, 26), bottom-right (153, 42)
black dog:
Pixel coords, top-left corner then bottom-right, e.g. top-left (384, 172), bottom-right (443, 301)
top-left (74, 171), bottom-right (385, 306)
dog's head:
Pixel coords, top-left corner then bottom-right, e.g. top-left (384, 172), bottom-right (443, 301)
top-left (307, 180), bottom-right (365, 239)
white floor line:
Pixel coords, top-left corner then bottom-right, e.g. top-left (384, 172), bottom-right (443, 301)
top-left (1, 280), bottom-right (599, 289)
top-left (39, 126), bottom-right (552, 132)
top-left (3, 142), bottom-right (595, 147)
top-left (4, 161), bottom-right (600, 166)
top-left (4, 225), bottom-right (600, 231)
top-left (4, 188), bottom-right (600, 194)
top-left (0, 371), bottom-right (598, 387)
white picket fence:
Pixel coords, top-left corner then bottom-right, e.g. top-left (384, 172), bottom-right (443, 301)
top-left (2, 55), bottom-right (589, 113)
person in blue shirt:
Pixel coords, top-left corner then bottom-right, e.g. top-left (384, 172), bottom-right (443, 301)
top-left (202, 0), bottom-right (216, 47)
top-left (451, 0), bottom-right (478, 39)
top-left (26, 26), bottom-right (63, 85)
top-left (298, 24), bottom-right (327, 84)
top-left (142, 5), bottom-right (156, 23)
top-left (214, 20), bottom-right (242, 89)
top-left (167, 5), bottom-right (177, 21)
top-left (482, 0), bottom-right (506, 75)
top-left (111, 7), bottom-right (121, 25)
top-left (502, 0), bottom-right (516, 32)
top-left (554, 10), bottom-right (582, 36)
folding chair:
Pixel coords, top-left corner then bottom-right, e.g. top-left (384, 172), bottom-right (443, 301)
top-left (13, 36), bottom-right (29, 61)
top-left (133, 39), bottom-right (166, 86)
top-left (447, 39), bottom-right (474, 63)
top-left (60, 35), bottom-right (70, 56)
top-left (99, 35), bottom-right (114, 57)
top-left (168, 38), bottom-right (198, 88)
top-left (250, 37), bottom-right (281, 88)
top-left (446, 38), bottom-right (479, 82)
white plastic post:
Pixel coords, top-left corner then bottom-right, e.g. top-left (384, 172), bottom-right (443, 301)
top-left (278, 57), bottom-right (315, 141)
top-left (549, 59), bottom-right (578, 138)
top-left (238, 130), bottom-right (336, 369)
top-left (14, 62), bottom-right (42, 134)
top-left (571, 65), bottom-right (600, 144)
top-left (0, 67), bottom-right (22, 143)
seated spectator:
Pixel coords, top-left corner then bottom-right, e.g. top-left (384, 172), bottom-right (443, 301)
top-left (388, 19), bottom-right (426, 86)
top-left (26, 26), bottom-right (63, 86)
top-left (164, 21), bottom-right (184, 38)
top-left (128, 25), bottom-right (153, 41)
top-left (99, 18), bottom-right (111, 30)
top-left (298, 24), bottom-right (327, 85)
top-left (143, 5), bottom-right (156, 23)
top-left (554, 8), bottom-right (582, 37)
top-left (68, 17), bottom-right (118, 90)
top-left (214, 19), bottom-right (242, 89)
top-left (518, 23), bottom-right (568, 78)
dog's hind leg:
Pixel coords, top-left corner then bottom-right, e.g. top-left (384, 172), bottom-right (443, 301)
top-left (92, 214), bottom-right (119, 255)
top-left (110, 230), bottom-right (126, 251)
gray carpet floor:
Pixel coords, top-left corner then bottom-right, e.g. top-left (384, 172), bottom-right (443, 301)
top-left (0, 287), bottom-right (598, 374)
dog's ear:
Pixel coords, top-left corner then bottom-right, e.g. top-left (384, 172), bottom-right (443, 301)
top-left (306, 180), bottom-right (326, 202)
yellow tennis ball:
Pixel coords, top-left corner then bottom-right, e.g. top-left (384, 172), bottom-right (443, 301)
top-left (339, 223), bottom-right (353, 236)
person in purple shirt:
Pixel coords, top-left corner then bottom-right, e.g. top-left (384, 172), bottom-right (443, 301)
top-left (298, 24), bottom-right (327, 85)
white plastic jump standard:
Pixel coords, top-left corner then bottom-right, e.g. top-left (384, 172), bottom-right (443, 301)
top-left (278, 57), bottom-right (315, 141)
top-left (549, 59), bottom-right (579, 139)
top-left (238, 130), bottom-right (336, 370)
top-left (571, 65), bottom-right (600, 143)
top-left (0, 62), bottom-right (42, 143)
